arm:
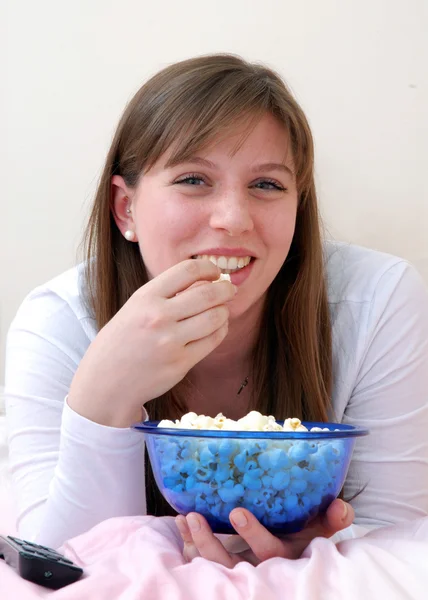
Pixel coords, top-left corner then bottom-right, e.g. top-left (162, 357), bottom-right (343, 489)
top-left (5, 288), bottom-right (146, 548)
top-left (5, 259), bottom-right (235, 548)
top-left (343, 261), bottom-right (428, 526)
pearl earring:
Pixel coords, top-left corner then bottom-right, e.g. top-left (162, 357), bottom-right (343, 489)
top-left (124, 230), bottom-right (136, 242)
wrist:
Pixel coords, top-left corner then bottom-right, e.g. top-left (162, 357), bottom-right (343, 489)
top-left (66, 392), bottom-right (146, 428)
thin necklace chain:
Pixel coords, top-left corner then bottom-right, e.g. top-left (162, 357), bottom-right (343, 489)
top-left (236, 376), bottom-right (249, 396)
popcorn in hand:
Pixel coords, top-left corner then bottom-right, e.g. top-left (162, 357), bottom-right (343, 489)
top-left (211, 272), bottom-right (232, 283)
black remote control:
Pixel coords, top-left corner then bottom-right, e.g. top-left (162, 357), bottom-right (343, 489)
top-left (0, 535), bottom-right (84, 589)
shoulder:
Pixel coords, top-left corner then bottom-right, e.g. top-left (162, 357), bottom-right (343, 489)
top-left (323, 240), bottom-right (425, 306)
top-left (8, 263), bottom-right (97, 343)
top-left (325, 241), bottom-right (428, 418)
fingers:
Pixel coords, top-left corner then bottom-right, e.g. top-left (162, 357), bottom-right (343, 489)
top-left (221, 535), bottom-right (261, 566)
top-left (229, 508), bottom-right (289, 562)
top-left (176, 514), bottom-right (238, 568)
top-left (149, 259), bottom-right (221, 299)
top-left (175, 515), bottom-right (201, 562)
top-left (171, 279), bottom-right (236, 320)
top-left (176, 502), bottom-right (355, 567)
top-left (178, 305), bottom-right (229, 344)
top-left (185, 321), bottom-right (229, 362)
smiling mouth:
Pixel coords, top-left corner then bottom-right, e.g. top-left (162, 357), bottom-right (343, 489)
top-left (192, 254), bottom-right (254, 274)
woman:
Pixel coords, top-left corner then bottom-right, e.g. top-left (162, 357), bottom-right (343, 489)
top-left (5, 54), bottom-right (428, 565)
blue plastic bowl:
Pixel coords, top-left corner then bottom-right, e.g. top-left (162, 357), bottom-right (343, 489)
top-left (133, 421), bottom-right (369, 534)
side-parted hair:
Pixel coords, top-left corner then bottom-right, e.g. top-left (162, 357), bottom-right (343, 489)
top-left (83, 54), bottom-right (332, 516)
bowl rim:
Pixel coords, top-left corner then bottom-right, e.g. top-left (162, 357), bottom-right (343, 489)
top-left (132, 420), bottom-right (369, 439)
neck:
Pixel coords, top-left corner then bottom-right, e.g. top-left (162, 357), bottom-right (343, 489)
top-left (191, 299), bottom-right (262, 382)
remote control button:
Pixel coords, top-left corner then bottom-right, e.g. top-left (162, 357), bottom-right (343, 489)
top-left (58, 557), bottom-right (73, 565)
top-left (44, 570), bottom-right (53, 579)
top-left (22, 544), bottom-right (38, 553)
top-left (8, 536), bottom-right (25, 546)
top-left (33, 552), bottom-right (50, 560)
top-left (36, 543), bottom-right (59, 553)
top-left (41, 549), bottom-right (63, 558)
top-left (41, 552), bottom-right (61, 562)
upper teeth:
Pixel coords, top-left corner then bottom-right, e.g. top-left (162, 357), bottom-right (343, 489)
top-left (195, 254), bottom-right (252, 272)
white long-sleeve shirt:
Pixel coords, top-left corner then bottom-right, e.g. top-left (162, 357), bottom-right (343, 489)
top-left (4, 241), bottom-right (428, 549)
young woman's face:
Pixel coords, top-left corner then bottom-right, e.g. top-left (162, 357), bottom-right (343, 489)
top-left (128, 113), bottom-right (298, 319)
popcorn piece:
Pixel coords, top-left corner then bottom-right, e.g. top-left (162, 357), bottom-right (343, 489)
top-left (158, 419), bottom-right (176, 428)
top-left (263, 421), bottom-right (283, 432)
top-left (282, 418), bottom-right (308, 432)
top-left (289, 441), bottom-right (311, 462)
top-left (214, 273), bottom-right (231, 283)
top-left (193, 415), bottom-right (216, 430)
top-left (237, 410), bottom-right (269, 431)
top-left (213, 413), bottom-right (227, 427)
top-left (310, 427), bottom-right (331, 432)
top-left (221, 418), bottom-right (241, 430)
top-left (178, 422), bottom-right (197, 430)
top-left (181, 412), bottom-right (198, 425)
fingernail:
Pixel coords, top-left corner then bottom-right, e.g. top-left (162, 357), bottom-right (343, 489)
top-left (187, 514), bottom-right (201, 532)
top-left (231, 510), bottom-right (247, 528)
top-left (341, 501), bottom-right (348, 520)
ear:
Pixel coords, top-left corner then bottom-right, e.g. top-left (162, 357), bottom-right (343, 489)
top-left (111, 175), bottom-right (136, 239)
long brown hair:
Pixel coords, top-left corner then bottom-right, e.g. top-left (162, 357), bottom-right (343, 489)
top-left (83, 54), bottom-right (332, 516)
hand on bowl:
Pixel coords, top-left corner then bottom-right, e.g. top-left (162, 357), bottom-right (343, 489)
top-left (175, 498), bottom-right (354, 566)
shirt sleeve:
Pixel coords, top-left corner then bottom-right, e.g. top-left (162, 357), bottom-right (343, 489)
top-left (5, 288), bottom-right (147, 549)
top-left (342, 261), bottom-right (428, 527)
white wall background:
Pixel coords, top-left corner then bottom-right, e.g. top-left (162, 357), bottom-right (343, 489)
top-left (2, 0), bottom-right (427, 384)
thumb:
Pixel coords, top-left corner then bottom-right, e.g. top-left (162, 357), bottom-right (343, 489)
top-left (322, 499), bottom-right (355, 534)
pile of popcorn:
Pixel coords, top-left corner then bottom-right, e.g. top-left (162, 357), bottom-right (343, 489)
top-left (158, 410), bottom-right (331, 433)
top-left (151, 412), bottom-right (345, 528)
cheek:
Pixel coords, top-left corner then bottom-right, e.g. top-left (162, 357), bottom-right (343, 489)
top-left (134, 201), bottom-right (203, 276)
top-left (262, 204), bottom-right (297, 255)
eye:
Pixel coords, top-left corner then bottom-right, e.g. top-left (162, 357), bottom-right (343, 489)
top-left (174, 174), bottom-right (207, 186)
top-left (251, 179), bottom-right (287, 191)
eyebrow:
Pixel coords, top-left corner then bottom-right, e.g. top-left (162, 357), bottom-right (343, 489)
top-left (252, 162), bottom-right (294, 177)
top-left (168, 156), bottom-right (295, 177)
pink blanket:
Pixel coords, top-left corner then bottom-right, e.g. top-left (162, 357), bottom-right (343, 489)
top-left (1, 515), bottom-right (427, 599)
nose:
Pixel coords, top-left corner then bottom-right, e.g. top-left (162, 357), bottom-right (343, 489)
top-left (209, 189), bottom-right (254, 236)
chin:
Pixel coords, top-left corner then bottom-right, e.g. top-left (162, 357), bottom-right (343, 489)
top-left (228, 294), bottom-right (265, 323)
